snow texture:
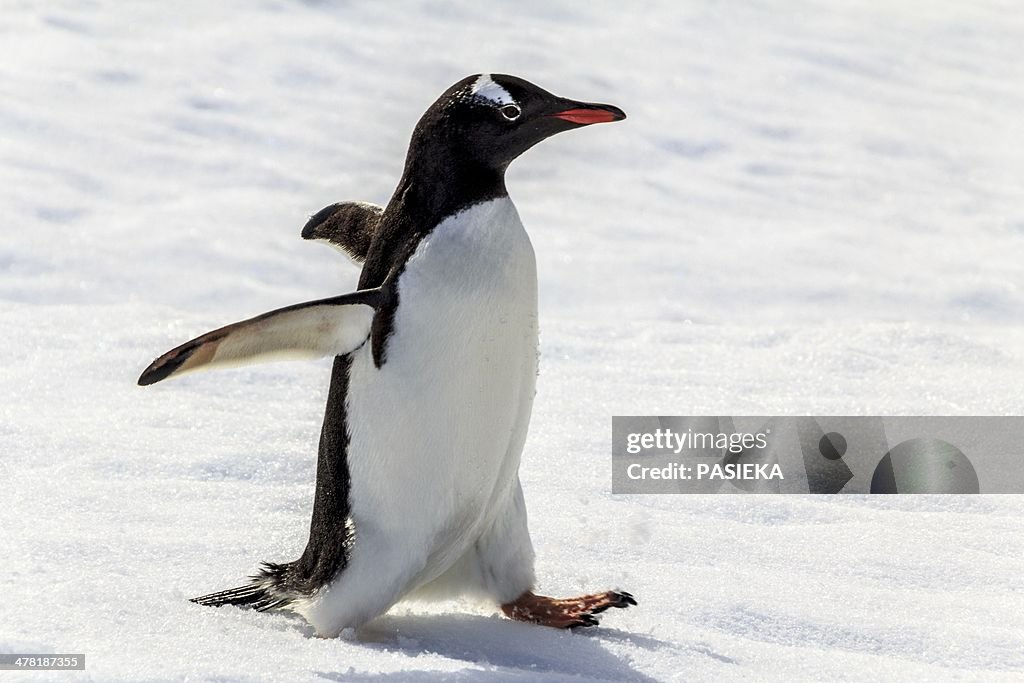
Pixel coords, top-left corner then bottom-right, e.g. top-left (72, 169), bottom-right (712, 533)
top-left (2, 1), bottom-right (1023, 681)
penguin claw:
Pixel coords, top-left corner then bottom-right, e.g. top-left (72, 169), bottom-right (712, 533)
top-left (568, 613), bottom-right (600, 629)
top-left (614, 590), bottom-right (638, 607)
top-left (587, 591), bottom-right (637, 614)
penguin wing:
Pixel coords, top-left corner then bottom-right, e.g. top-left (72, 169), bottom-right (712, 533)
top-left (301, 201), bottom-right (383, 264)
top-left (137, 288), bottom-right (382, 386)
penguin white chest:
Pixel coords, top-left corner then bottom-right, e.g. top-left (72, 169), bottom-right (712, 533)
top-left (345, 197), bottom-right (538, 579)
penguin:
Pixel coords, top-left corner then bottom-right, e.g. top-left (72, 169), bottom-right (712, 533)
top-left (138, 74), bottom-right (634, 636)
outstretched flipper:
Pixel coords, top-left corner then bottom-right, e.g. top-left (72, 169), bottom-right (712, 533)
top-left (137, 288), bottom-right (382, 386)
top-left (301, 201), bottom-right (383, 264)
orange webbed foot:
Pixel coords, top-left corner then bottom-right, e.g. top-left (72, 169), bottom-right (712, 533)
top-left (501, 590), bottom-right (637, 629)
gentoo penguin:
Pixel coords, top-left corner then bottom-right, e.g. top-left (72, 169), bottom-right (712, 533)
top-left (139, 74), bottom-right (634, 635)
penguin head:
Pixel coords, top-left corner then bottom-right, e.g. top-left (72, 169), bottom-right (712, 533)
top-left (412, 74), bottom-right (626, 172)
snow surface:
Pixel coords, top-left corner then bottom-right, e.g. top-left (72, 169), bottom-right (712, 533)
top-left (2, 1), bottom-right (1024, 681)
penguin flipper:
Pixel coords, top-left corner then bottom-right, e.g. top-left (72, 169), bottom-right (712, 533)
top-left (137, 288), bottom-right (383, 386)
top-left (301, 201), bottom-right (383, 264)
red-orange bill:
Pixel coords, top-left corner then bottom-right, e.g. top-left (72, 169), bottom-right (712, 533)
top-left (550, 108), bottom-right (622, 125)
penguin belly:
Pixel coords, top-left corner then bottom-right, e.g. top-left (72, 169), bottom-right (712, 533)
top-left (296, 197), bottom-right (538, 635)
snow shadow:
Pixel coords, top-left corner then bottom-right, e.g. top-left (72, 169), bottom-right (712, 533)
top-left (315, 613), bottom-right (666, 682)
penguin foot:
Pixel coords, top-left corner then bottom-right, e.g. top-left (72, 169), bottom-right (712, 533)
top-left (501, 590), bottom-right (636, 629)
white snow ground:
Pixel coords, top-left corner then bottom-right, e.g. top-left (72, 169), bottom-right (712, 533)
top-left (2, 1), bottom-right (1023, 681)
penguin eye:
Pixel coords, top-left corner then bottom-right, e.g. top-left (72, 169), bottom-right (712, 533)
top-left (499, 104), bottom-right (521, 121)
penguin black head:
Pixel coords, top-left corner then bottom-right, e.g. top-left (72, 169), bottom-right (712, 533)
top-left (409, 74), bottom-right (626, 173)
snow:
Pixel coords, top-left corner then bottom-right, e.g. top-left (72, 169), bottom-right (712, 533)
top-left (2, 1), bottom-right (1023, 681)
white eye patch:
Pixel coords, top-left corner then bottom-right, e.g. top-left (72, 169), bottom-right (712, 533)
top-left (470, 74), bottom-right (515, 106)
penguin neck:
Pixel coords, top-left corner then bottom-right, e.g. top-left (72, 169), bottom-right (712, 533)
top-left (393, 143), bottom-right (508, 227)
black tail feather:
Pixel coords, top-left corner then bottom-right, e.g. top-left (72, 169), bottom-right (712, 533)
top-left (190, 562), bottom-right (293, 612)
